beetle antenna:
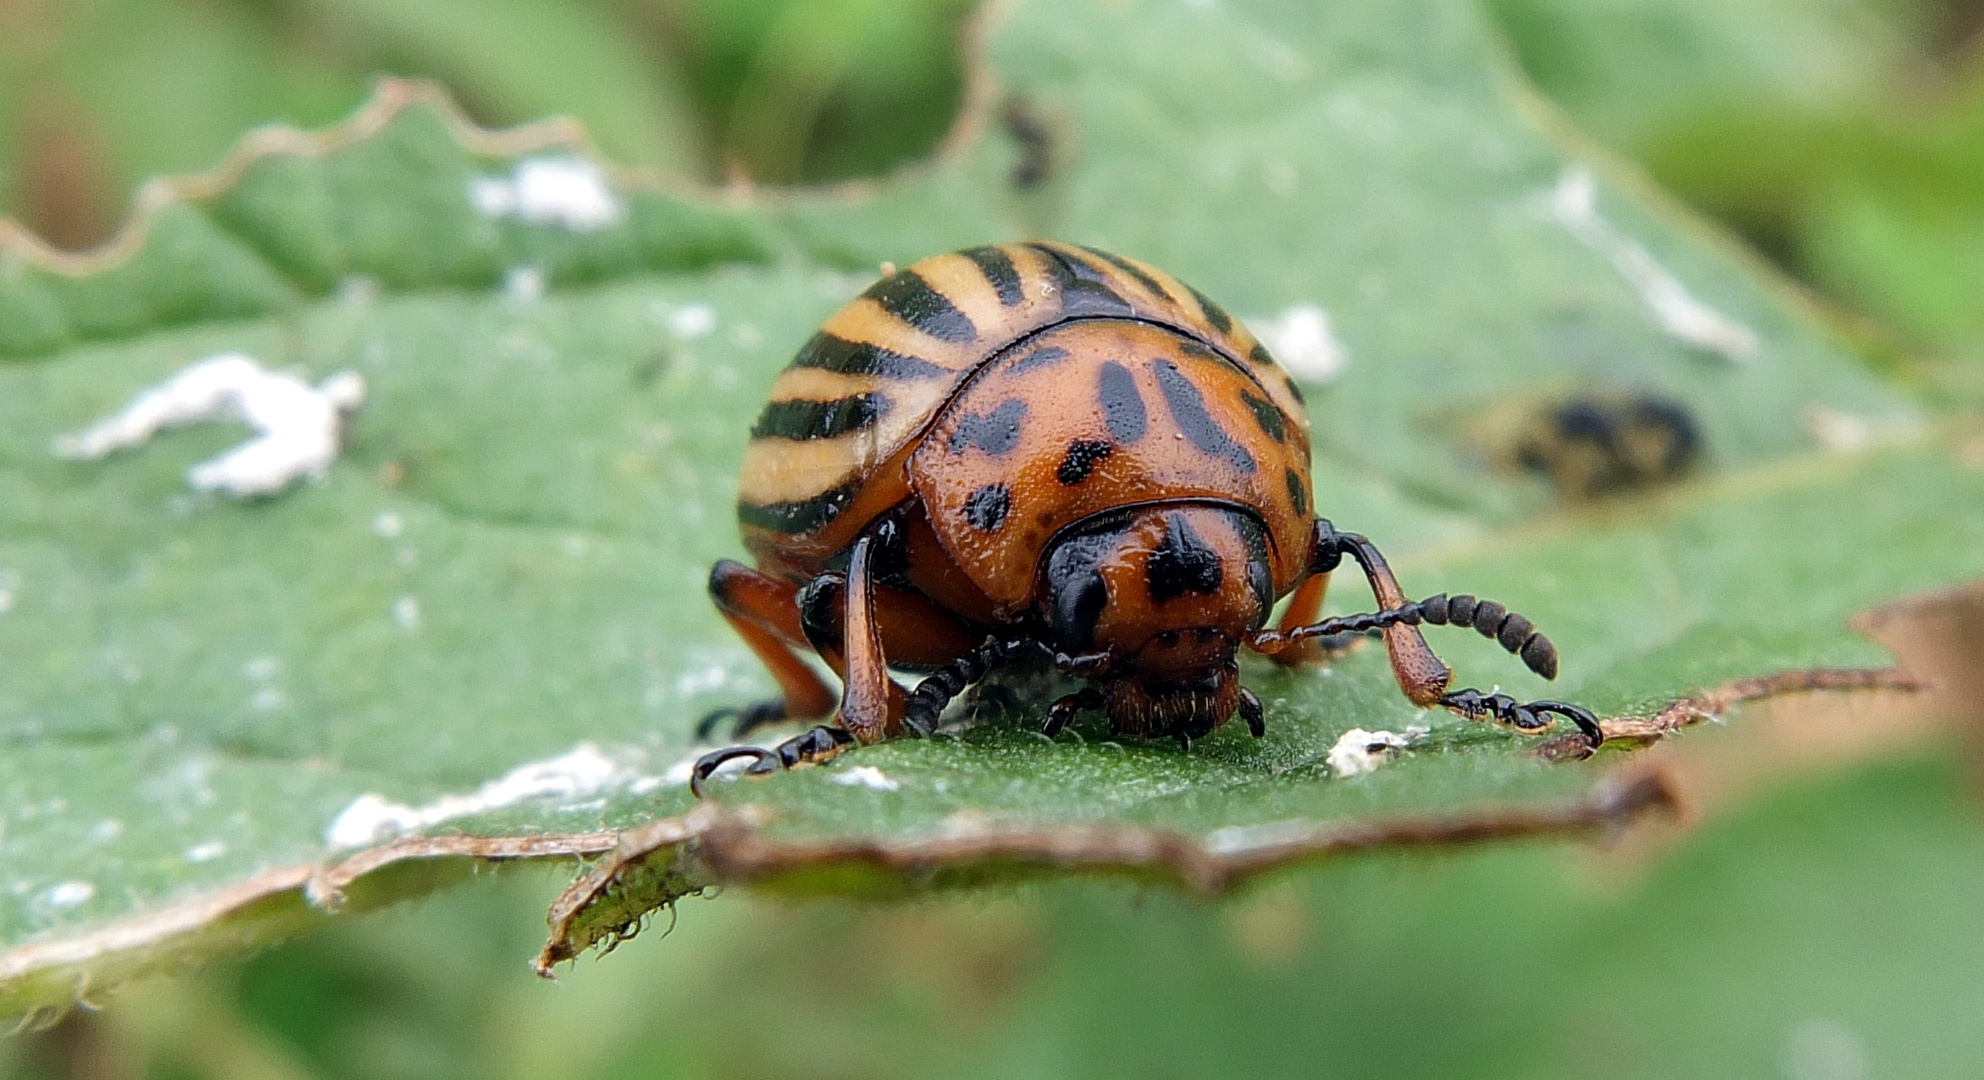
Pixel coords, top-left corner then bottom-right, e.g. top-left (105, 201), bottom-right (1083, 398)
top-left (904, 638), bottom-right (1034, 736)
top-left (1247, 593), bottom-right (1563, 680)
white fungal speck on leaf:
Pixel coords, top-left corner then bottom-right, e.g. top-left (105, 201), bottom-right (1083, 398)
top-left (55, 353), bottom-right (365, 497)
top-left (324, 743), bottom-right (649, 849)
top-left (41, 881), bottom-right (95, 909)
top-left (828, 765), bottom-right (899, 792)
top-left (470, 156), bottom-right (622, 232)
top-left (372, 511), bottom-right (404, 538)
top-left (1546, 168), bottom-right (1759, 363)
top-left (503, 265), bottom-right (547, 302)
top-left (1246, 304), bottom-right (1347, 384)
top-left (1325, 726), bottom-right (1426, 777)
top-left (391, 596), bottom-right (421, 631)
top-left (184, 840), bottom-right (227, 863)
top-left (0, 568), bottom-right (17, 615)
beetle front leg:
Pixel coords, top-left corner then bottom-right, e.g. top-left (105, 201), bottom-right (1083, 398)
top-left (1305, 519), bottom-right (1453, 707)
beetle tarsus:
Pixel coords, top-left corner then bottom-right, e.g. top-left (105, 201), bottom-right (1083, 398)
top-left (1044, 687), bottom-right (1105, 736)
top-left (1238, 687), bottom-right (1265, 737)
top-left (1440, 688), bottom-right (1604, 748)
top-left (689, 725), bottom-right (857, 798)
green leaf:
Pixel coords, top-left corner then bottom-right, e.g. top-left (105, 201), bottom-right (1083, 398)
top-left (0, 0), bottom-right (1974, 1012)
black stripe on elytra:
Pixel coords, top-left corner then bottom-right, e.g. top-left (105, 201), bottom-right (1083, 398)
top-left (790, 333), bottom-right (950, 380)
top-left (1147, 511), bottom-right (1224, 603)
top-left (962, 246), bottom-right (1024, 307)
top-left (1186, 284), bottom-right (1234, 335)
top-left (948, 398), bottom-right (1028, 456)
top-left (1285, 467), bottom-right (1308, 517)
top-left (1007, 345), bottom-right (1069, 374)
top-left (1098, 361), bottom-right (1148, 444)
top-left (1240, 390), bottom-right (1287, 443)
top-left (1153, 359), bottom-right (1256, 473)
top-left (737, 482), bottom-right (859, 535)
top-left (1080, 246), bottom-right (1169, 299)
top-left (1027, 244), bottom-right (1137, 319)
top-left (1056, 439), bottom-right (1114, 485)
top-left (963, 483), bottom-right (1011, 531)
top-left (749, 392), bottom-right (890, 441)
top-left (867, 270), bottom-right (977, 342)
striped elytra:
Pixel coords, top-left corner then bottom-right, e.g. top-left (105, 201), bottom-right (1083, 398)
top-left (737, 241), bottom-right (1314, 612)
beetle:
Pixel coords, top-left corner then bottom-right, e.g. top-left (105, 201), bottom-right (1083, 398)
top-left (690, 242), bottom-right (1601, 795)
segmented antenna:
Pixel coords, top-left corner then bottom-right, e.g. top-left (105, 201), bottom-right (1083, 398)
top-left (1248, 592), bottom-right (1562, 680)
top-left (904, 638), bottom-right (1033, 736)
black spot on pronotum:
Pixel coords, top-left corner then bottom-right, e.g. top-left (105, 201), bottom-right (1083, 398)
top-left (1057, 439), bottom-right (1114, 484)
top-left (1249, 342), bottom-right (1275, 366)
top-left (1146, 512), bottom-right (1224, 603)
top-left (963, 483), bottom-right (1011, 531)
top-left (1152, 359), bottom-right (1256, 473)
top-left (1186, 285), bottom-right (1233, 335)
top-left (1240, 391), bottom-right (1287, 443)
top-left (1027, 243), bottom-right (1136, 318)
top-left (949, 398), bottom-right (1028, 456)
top-left (1285, 468), bottom-right (1308, 516)
top-left (867, 270), bottom-right (977, 342)
top-left (737, 482), bottom-right (859, 535)
top-left (963, 245), bottom-right (1025, 306)
top-left (790, 334), bottom-right (950, 379)
top-left (1098, 361), bottom-right (1148, 444)
top-left (1008, 346), bottom-right (1069, 374)
top-left (749, 392), bottom-right (890, 440)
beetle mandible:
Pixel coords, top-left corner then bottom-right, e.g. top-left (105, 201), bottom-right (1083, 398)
top-left (690, 242), bottom-right (1600, 794)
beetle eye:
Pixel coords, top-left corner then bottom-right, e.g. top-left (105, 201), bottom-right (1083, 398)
top-left (1156, 630), bottom-right (1180, 647)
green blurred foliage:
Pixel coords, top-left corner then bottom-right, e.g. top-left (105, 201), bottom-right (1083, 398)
top-left (0, 0), bottom-right (972, 249)
top-left (1492, 0), bottom-right (1984, 361)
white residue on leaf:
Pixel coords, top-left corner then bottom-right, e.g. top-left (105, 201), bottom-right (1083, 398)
top-left (1325, 726), bottom-right (1425, 777)
top-left (392, 596), bottom-right (421, 631)
top-left (41, 881), bottom-right (95, 909)
top-left (184, 840), bottom-right (227, 863)
top-left (0, 568), bottom-right (17, 615)
top-left (470, 156), bottom-right (622, 232)
top-left (325, 742), bottom-right (653, 849)
top-left (89, 819), bottom-right (123, 844)
top-left (54, 353), bottom-right (366, 497)
top-left (668, 303), bottom-right (716, 339)
top-left (1246, 303), bottom-right (1347, 384)
top-left (372, 511), bottom-right (404, 538)
top-left (828, 765), bottom-right (899, 792)
top-left (1546, 168), bottom-right (1760, 363)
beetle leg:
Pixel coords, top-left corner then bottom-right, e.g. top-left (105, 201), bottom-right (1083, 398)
top-left (1440, 688), bottom-right (1603, 750)
top-left (905, 638), bottom-right (1031, 736)
top-left (837, 532), bottom-right (905, 744)
top-left (689, 725), bottom-right (857, 797)
top-left (1238, 687), bottom-right (1265, 737)
top-left (705, 560), bottom-right (837, 738)
top-left (1304, 519), bottom-right (1453, 708)
top-left (1043, 686), bottom-right (1106, 736)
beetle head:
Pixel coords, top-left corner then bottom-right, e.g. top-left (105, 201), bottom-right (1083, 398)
top-left (1038, 504), bottom-right (1274, 738)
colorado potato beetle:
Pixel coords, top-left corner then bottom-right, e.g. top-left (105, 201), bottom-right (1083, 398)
top-left (691, 242), bottom-right (1600, 795)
